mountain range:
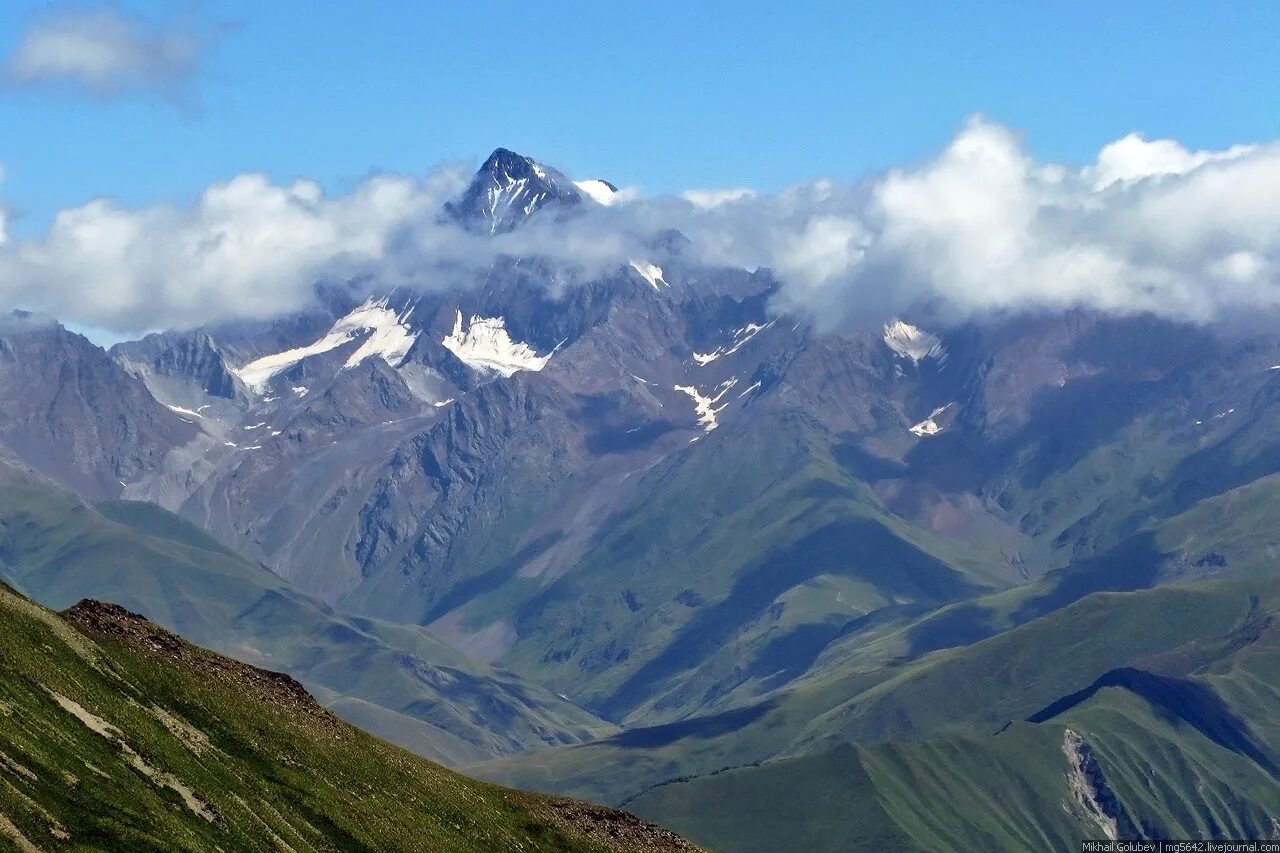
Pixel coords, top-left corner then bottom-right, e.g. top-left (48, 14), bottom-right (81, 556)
top-left (3, 147), bottom-right (1280, 850)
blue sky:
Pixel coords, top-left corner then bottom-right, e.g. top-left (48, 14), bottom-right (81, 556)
top-left (0, 0), bottom-right (1276, 237)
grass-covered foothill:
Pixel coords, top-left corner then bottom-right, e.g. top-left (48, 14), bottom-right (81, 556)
top-left (0, 583), bottom-right (696, 852)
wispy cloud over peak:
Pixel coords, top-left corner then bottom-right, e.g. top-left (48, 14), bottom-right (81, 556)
top-left (680, 188), bottom-right (758, 209)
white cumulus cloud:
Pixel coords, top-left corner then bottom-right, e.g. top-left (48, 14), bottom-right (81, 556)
top-left (0, 169), bottom-right (464, 333)
top-left (670, 118), bottom-right (1280, 328)
top-left (1085, 133), bottom-right (1257, 191)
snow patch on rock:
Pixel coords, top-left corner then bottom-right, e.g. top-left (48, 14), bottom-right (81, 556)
top-left (675, 378), bottom-right (739, 431)
top-left (909, 403), bottom-right (954, 437)
top-left (574, 179), bottom-right (618, 206)
top-left (232, 297), bottom-right (418, 393)
top-left (629, 261), bottom-right (668, 290)
top-left (694, 322), bottom-right (773, 365)
top-left (883, 320), bottom-right (946, 364)
top-left (441, 309), bottom-right (551, 377)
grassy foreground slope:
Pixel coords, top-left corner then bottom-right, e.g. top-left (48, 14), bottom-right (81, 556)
top-left (0, 583), bottom-right (695, 852)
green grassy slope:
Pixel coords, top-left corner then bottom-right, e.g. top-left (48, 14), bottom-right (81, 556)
top-left (474, 464), bottom-right (1280, 804)
top-left (491, 414), bottom-right (1007, 724)
top-left (786, 578), bottom-right (1260, 753)
top-left (626, 730), bottom-right (1081, 853)
top-left (627, 745), bottom-right (920, 853)
top-left (0, 584), bottom-right (696, 852)
top-left (476, 572), bottom-right (1277, 807)
top-left (628, 596), bottom-right (1280, 852)
top-left (0, 466), bottom-right (614, 765)
top-left (771, 468), bottom-right (1280, 716)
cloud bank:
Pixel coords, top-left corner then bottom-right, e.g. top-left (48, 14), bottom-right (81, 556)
top-left (671, 119), bottom-right (1280, 328)
top-left (0, 170), bottom-right (465, 332)
top-left (4, 7), bottom-right (223, 97)
top-left (1, 117), bottom-right (1278, 336)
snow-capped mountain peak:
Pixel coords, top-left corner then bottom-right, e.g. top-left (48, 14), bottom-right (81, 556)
top-left (443, 148), bottom-right (624, 233)
top-left (444, 148), bottom-right (588, 234)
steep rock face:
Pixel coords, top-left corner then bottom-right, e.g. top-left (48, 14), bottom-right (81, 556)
top-left (947, 312), bottom-right (1218, 443)
top-left (152, 240), bottom-right (780, 619)
top-left (113, 330), bottom-right (240, 400)
top-left (324, 267), bottom-right (804, 650)
top-left (0, 312), bottom-right (195, 497)
top-left (170, 373), bottom-right (438, 601)
top-left (291, 357), bottom-right (424, 433)
top-left (1062, 728), bottom-right (1141, 841)
top-left (345, 376), bottom-right (582, 623)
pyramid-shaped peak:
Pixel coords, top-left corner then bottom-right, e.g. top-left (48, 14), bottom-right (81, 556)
top-left (445, 148), bottom-right (583, 234)
top-left (479, 148), bottom-right (542, 176)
